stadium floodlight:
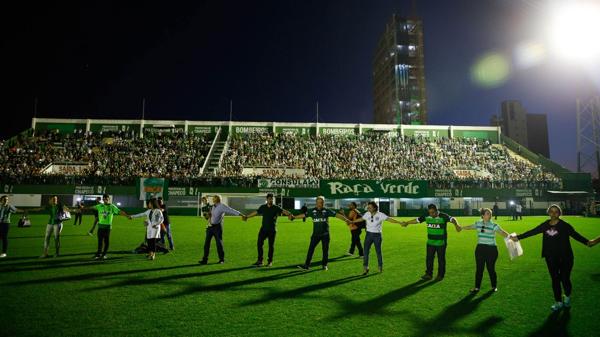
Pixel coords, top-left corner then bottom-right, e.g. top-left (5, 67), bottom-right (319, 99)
top-left (117, 202), bottom-right (122, 206)
top-left (76, 197), bottom-right (82, 202)
top-left (509, 201), bottom-right (515, 206)
top-left (547, 1), bottom-right (600, 63)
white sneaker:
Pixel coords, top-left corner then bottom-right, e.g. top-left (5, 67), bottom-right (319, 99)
top-left (563, 296), bottom-right (571, 308)
top-left (0, 253), bottom-right (6, 258)
top-left (344, 252), bottom-right (353, 256)
top-left (551, 302), bottom-right (564, 311)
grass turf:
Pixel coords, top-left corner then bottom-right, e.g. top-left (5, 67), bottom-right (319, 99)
top-left (1, 214), bottom-right (599, 337)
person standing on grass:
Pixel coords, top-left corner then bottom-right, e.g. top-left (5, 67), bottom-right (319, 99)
top-left (460, 208), bottom-right (509, 293)
top-left (30, 195), bottom-right (69, 258)
top-left (493, 202), bottom-right (499, 220)
top-left (88, 197), bottom-right (101, 236)
top-left (0, 195), bottom-right (24, 258)
top-left (401, 204), bottom-right (461, 281)
top-left (129, 198), bottom-right (164, 261)
top-left (199, 195), bottom-right (246, 265)
top-left (73, 199), bottom-right (84, 226)
top-left (510, 204), bottom-right (598, 311)
top-left (516, 203), bottom-right (523, 220)
top-left (243, 193), bottom-right (293, 267)
top-left (86, 194), bottom-right (129, 260)
top-left (200, 196), bottom-right (212, 221)
top-left (348, 201), bottom-right (404, 275)
top-left (343, 202), bottom-right (364, 258)
top-left (158, 197), bottom-right (174, 250)
top-left (291, 196), bottom-right (351, 271)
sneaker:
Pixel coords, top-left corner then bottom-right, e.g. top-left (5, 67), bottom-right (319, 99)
top-left (198, 260), bottom-right (208, 265)
top-left (297, 265), bottom-right (309, 271)
top-left (102, 255), bottom-right (108, 260)
top-left (551, 302), bottom-right (564, 311)
top-left (93, 255), bottom-right (101, 260)
top-left (0, 253), bottom-right (6, 258)
top-left (266, 262), bottom-right (273, 267)
top-left (253, 261), bottom-right (264, 267)
top-left (563, 296), bottom-right (571, 308)
top-left (378, 266), bottom-right (383, 273)
top-left (345, 252), bottom-right (353, 256)
top-left (88, 232), bottom-right (93, 236)
top-left (492, 287), bottom-right (498, 292)
top-left (322, 265), bottom-right (329, 271)
top-left (39, 254), bottom-right (49, 259)
top-left (421, 274), bottom-right (433, 281)
top-left (470, 288), bottom-right (480, 293)
top-left (363, 268), bottom-right (369, 276)
top-left (218, 260), bottom-right (225, 264)
top-left (435, 276), bottom-right (444, 282)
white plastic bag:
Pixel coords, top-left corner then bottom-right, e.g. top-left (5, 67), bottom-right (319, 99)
top-left (504, 234), bottom-right (523, 260)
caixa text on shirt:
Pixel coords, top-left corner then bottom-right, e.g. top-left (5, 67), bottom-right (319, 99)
top-left (324, 180), bottom-right (424, 197)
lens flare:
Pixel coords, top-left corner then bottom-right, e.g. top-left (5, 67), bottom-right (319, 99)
top-left (471, 52), bottom-right (511, 88)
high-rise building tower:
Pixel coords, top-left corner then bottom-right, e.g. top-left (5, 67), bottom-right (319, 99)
top-left (373, 14), bottom-right (426, 125)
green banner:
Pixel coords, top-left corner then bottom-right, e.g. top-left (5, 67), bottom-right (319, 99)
top-left (320, 180), bottom-right (427, 198)
top-left (137, 178), bottom-right (169, 200)
top-left (188, 125), bottom-right (220, 135)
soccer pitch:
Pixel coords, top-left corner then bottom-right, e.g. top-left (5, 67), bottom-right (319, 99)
top-left (1, 215), bottom-right (599, 337)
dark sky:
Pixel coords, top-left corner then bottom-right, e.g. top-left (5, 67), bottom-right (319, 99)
top-left (3, 0), bottom-right (599, 172)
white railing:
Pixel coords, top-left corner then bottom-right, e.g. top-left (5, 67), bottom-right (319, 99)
top-left (199, 127), bottom-right (221, 176)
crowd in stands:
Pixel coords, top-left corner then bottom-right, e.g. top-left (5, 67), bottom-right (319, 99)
top-left (0, 130), bottom-right (212, 185)
top-left (219, 133), bottom-right (562, 189)
top-left (0, 130), bottom-right (561, 189)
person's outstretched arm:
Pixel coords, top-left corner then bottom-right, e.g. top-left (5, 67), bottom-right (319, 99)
top-left (385, 217), bottom-right (404, 225)
top-left (511, 223), bottom-right (545, 241)
top-left (290, 213), bottom-right (306, 220)
top-left (566, 223), bottom-right (592, 246)
top-left (243, 211), bottom-right (258, 221)
top-left (401, 218), bottom-right (421, 227)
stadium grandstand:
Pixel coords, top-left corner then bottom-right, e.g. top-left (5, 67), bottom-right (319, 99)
top-left (0, 118), bottom-right (593, 217)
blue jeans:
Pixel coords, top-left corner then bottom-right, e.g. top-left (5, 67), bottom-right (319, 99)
top-left (363, 232), bottom-right (383, 268)
top-left (160, 223), bottom-right (174, 250)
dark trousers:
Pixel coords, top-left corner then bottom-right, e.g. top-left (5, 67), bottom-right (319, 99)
top-left (305, 233), bottom-right (330, 267)
top-left (74, 213), bottom-right (82, 226)
top-left (545, 255), bottom-right (574, 302)
top-left (426, 244), bottom-right (447, 277)
top-left (475, 244), bottom-right (498, 288)
top-left (349, 229), bottom-right (363, 256)
top-left (96, 228), bottom-right (110, 256)
top-left (160, 224), bottom-right (174, 249)
top-left (203, 224), bottom-right (224, 261)
top-left (0, 223), bottom-right (9, 254)
top-left (363, 232), bottom-right (382, 268)
top-left (257, 228), bottom-right (276, 263)
top-left (147, 238), bottom-right (156, 253)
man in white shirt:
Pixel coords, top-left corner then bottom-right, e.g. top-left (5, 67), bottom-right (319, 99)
top-left (516, 203), bottom-right (523, 220)
top-left (348, 201), bottom-right (404, 274)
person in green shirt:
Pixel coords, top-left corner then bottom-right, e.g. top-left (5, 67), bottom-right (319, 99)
top-left (290, 196), bottom-right (350, 271)
top-left (84, 194), bottom-right (129, 260)
top-left (30, 195), bottom-right (69, 258)
top-left (401, 204), bottom-right (461, 281)
top-left (243, 193), bottom-right (293, 267)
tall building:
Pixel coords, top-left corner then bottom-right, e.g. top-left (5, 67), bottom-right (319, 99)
top-left (373, 14), bottom-right (426, 125)
top-left (491, 100), bottom-right (550, 158)
top-left (526, 113), bottom-right (550, 158)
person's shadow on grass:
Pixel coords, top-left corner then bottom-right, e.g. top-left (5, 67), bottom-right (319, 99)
top-left (527, 309), bottom-right (571, 337)
top-left (327, 279), bottom-right (439, 319)
top-left (399, 291), bottom-right (503, 337)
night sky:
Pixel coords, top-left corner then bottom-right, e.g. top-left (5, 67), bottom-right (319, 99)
top-left (3, 0), bottom-right (599, 172)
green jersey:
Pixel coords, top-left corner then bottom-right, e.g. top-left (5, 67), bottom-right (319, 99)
top-left (307, 208), bottom-right (337, 236)
top-left (417, 212), bottom-right (454, 246)
top-left (46, 204), bottom-right (61, 225)
top-left (94, 204), bottom-right (121, 228)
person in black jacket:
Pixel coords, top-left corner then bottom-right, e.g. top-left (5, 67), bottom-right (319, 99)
top-left (510, 204), bottom-right (596, 311)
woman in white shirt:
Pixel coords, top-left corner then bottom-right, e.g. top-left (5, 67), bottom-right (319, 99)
top-left (129, 198), bottom-right (164, 260)
top-left (348, 201), bottom-right (404, 275)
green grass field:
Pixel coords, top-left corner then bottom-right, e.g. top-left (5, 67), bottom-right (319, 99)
top-left (1, 214), bottom-right (599, 337)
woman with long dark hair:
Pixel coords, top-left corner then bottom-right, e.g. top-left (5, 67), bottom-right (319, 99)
top-left (130, 198), bottom-right (164, 260)
top-left (511, 204), bottom-right (597, 311)
top-left (461, 208), bottom-right (509, 293)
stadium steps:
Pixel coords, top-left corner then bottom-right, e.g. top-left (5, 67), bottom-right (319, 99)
top-left (206, 141), bottom-right (227, 173)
